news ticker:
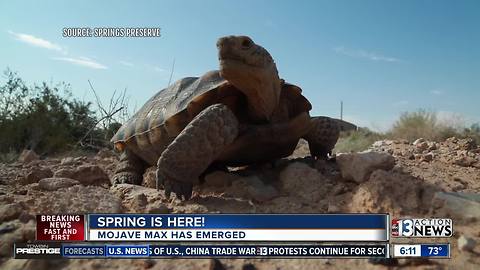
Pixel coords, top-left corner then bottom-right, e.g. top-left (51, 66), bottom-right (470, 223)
top-left (13, 243), bottom-right (451, 259)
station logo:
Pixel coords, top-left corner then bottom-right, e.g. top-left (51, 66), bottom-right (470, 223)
top-left (391, 218), bottom-right (452, 237)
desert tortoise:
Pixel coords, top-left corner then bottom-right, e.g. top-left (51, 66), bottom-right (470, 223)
top-left (111, 35), bottom-right (355, 200)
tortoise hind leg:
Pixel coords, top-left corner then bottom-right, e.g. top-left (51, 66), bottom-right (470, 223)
top-left (156, 104), bottom-right (239, 200)
top-left (304, 116), bottom-right (340, 159)
top-left (112, 149), bottom-right (148, 185)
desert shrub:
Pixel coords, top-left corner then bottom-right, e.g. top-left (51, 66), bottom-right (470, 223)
top-left (340, 110), bottom-right (480, 151)
top-left (463, 123), bottom-right (480, 145)
top-left (0, 68), bottom-right (118, 156)
top-left (389, 110), bottom-right (438, 141)
top-left (334, 127), bottom-right (384, 153)
top-left (388, 109), bottom-right (468, 142)
top-left (0, 150), bottom-right (19, 163)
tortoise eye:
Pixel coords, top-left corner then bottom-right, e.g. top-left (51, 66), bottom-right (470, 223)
top-left (241, 38), bottom-right (252, 49)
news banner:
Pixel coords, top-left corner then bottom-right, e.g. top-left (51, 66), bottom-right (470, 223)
top-left (14, 214), bottom-right (452, 259)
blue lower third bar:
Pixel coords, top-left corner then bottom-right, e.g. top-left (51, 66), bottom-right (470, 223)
top-left (106, 245), bottom-right (150, 257)
top-left (420, 244), bottom-right (450, 258)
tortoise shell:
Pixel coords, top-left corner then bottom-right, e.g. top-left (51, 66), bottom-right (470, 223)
top-left (111, 70), bottom-right (311, 165)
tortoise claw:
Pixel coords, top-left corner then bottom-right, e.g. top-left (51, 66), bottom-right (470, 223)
top-left (156, 169), bottom-right (193, 200)
top-left (164, 179), bottom-right (193, 200)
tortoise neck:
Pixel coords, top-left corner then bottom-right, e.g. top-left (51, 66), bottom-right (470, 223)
top-left (240, 80), bottom-right (281, 122)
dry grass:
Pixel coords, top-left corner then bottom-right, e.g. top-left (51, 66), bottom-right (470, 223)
top-left (334, 128), bottom-right (385, 153)
top-left (388, 110), bottom-right (461, 142)
top-left (335, 110), bottom-right (479, 152)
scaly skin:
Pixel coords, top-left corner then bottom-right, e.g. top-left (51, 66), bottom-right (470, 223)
top-left (111, 149), bottom-right (148, 185)
top-left (304, 116), bottom-right (340, 159)
top-left (156, 104), bottom-right (239, 200)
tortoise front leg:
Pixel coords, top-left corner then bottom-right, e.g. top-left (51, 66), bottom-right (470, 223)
top-left (303, 116), bottom-right (340, 159)
top-left (156, 104), bottom-right (239, 200)
top-left (112, 149), bottom-right (147, 185)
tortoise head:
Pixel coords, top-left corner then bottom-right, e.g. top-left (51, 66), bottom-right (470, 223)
top-left (217, 35), bottom-right (281, 122)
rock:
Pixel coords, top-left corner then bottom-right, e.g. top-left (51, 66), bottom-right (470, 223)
top-left (18, 211), bottom-right (35, 223)
top-left (453, 156), bottom-right (477, 167)
top-left (431, 192), bottom-right (480, 221)
top-left (327, 203), bottom-right (340, 213)
top-left (141, 259), bottom-right (156, 269)
top-left (133, 193), bottom-right (148, 208)
top-left (457, 138), bottom-right (477, 151)
top-left (349, 170), bottom-right (436, 215)
top-left (110, 184), bottom-right (162, 212)
top-left (13, 189), bottom-right (28, 195)
top-left (74, 156), bottom-right (87, 162)
top-left (458, 235), bottom-right (476, 252)
top-left (0, 195), bottom-right (15, 204)
top-left (279, 162), bottom-right (328, 202)
top-left (38, 177), bottom-right (80, 191)
top-left (416, 142), bottom-right (429, 152)
top-left (242, 263), bottom-right (257, 270)
top-left (142, 167), bottom-right (157, 189)
top-left (0, 203), bottom-right (23, 223)
top-left (412, 138), bottom-right (426, 146)
top-left (444, 137), bottom-right (477, 151)
top-left (22, 167), bottom-right (53, 185)
top-left (0, 220), bottom-right (35, 257)
top-left (421, 152), bottom-right (434, 162)
top-left (53, 168), bottom-right (76, 178)
top-left (331, 183), bottom-right (347, 195)
top-left (372, 141), bottom-right (385, 148)
top-left (0, 221), bottom-right (19, 234)
top-left (226, 176), bottom-right (279, 202)
top-left (146, 203), bottom-right (171, 214)
top-left (18, 150), bottom-right (39, 163)
top-left (72, 164), bottom-right (109, 185)
top-left (1, 258), bottom-right (63, 270)
top-left (34, 185), bottom-right (122, 214)
top-left (427, 142), bottom-right (437, 151)
top-left (368, 258), bottom-right (399, 266)
top-left (246, 182), bottom-right (279, 202)
top-left (60, 157), bottom-right (75, 165)
top-left (336, 152), bottom-right (395, 183)
top-left (210, 258), bottom-right (225, 270)
top-left (204, 171), bottom-right (238, 187)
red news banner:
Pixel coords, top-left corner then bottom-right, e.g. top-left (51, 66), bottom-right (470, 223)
top-left (36, 215), bottom-right (85, 241)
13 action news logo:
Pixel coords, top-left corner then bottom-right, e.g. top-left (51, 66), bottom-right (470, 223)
top-left (14, 243), bottom-right (62, 259)
top-left (391, 218), bottom-right (452, 237)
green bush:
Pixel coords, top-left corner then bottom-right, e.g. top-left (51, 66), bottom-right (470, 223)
top-left (462, 123), bottom-right (480, 145)
top-left (335, 110), bottom-right (480, 152)
top-left (334, 127), bottom-right (384, 153)
top-left (389, 110), bottom-right (438, 141)
top-left (388, 109), bottom-right (469, 142)
top-left (0, 68), bottom-right (116, 156)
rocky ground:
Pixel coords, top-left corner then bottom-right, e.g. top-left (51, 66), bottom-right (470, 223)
top-left (0, 137), bottom-right (479, 270)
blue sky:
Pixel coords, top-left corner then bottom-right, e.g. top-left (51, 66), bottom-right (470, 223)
top-left (1, 0), bottom-right (479, 130)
